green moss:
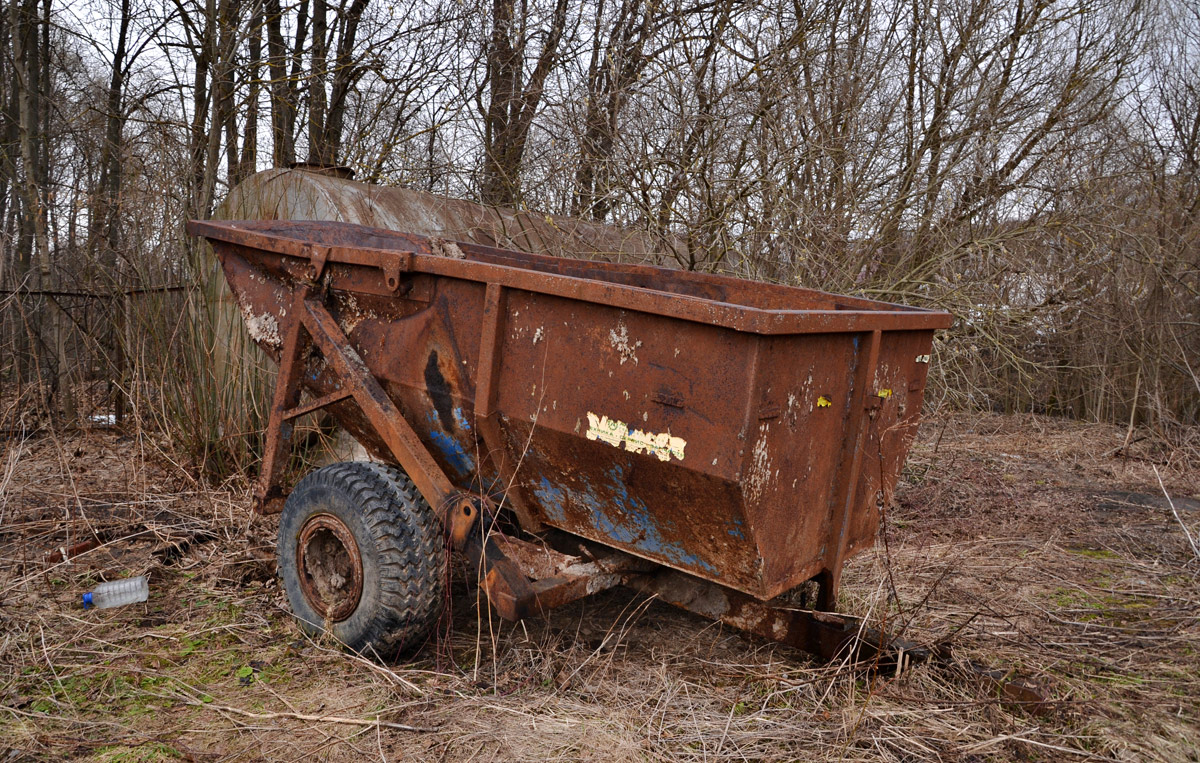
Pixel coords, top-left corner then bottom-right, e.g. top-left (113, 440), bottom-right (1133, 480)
top-left (96, 742), bottom-right (185, 761)
top-left (1093, 671), bottom-right (1145, 687)
top-left (1050, 587), bottom-right (1088, 608)
top-left (1067, 547), bottom-right (1120, 559)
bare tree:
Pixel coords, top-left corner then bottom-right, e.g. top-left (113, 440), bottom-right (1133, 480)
top-left (572, 0), bottom-right (659, 221)
top-left (0, 0), bottom-right (1195, 467)
top-left (480, 0), bottom-right (570, 206)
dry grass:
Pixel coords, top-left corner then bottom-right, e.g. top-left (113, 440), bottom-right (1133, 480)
top-left (1, 411), bottom-right (1197, 761)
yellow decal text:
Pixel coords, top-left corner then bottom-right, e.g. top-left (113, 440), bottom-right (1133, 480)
top-left (586, 412), bottom-right (686, 462)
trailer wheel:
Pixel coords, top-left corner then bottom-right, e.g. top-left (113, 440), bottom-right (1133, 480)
top-left (277, 462), bottom-right (445, 655)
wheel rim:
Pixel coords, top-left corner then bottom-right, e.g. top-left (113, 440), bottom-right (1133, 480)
top-left (296, 513), bottom-right (364, 622)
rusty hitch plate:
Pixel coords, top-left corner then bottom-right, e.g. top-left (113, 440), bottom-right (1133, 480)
top-left (462, 527), bottom-right (539, 621)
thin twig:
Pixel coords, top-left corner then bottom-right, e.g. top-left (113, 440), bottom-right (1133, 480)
top-left (1154, 466), bottom-right (1200, 562)
top-left (178, 696), bottom-right (438, 733)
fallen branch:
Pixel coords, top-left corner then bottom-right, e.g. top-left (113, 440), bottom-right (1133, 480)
top-left (1154, 466), bottom-right (1200, 562)
top-left (43, 525), bottom-right (139, 564)
top-left (181, 696), bottom-right (437, 732)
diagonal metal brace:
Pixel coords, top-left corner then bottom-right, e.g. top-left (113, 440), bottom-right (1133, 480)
top-left (253, 290), bottom-right (465, 524)
top-left (296, 295), bottom-right (458, 512)
top-left (253, 290), bottom-right (544, 620)
top-left (253, 292), bottom-right (313, 514)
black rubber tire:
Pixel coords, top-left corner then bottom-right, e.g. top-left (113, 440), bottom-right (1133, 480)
top-left (277, 462), bottom-right (446, 655)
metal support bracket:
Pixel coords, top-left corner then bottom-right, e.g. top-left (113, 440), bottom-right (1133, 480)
top-left (817, 328), bottom-right (883, 610)
top-left (253, 291), bottom-right (313, 514)
top-left (253, 288), bottom-right (462, 517)
top-left (252, 290), bottom-right (549, 623)
top-left (627, 568), bottom-right (928, 673)
top-left (473, 282), bottom-right (541, 531)
top-left (304, 244), bottom-right (330, 281)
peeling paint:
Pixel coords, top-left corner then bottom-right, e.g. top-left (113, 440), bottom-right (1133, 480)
top-left (337, 292), bottom-right (378, 334)
top-left (726, 517), bottom-right (745, 539)
top-left (586, 411), bottom-right (686, 462)
top-left (608, 322), bottom-right (642, 365)
top-left (535, 466), bottom-right (716, 574)
top-left (426, 412), bottom-right (475, 476)
top-left (452, 407), bottom-right (472, 431)
top-left (240, 304), bottom-right (281, 347)
top-left (745, 424), bottom-right (773, 505)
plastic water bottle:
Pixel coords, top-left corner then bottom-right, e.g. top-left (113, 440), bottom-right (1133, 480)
top-left (83, 576), bottom-right (149, 610)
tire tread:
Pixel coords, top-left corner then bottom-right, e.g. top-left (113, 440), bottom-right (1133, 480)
top-left (277, 462), bottom-right (446, 655)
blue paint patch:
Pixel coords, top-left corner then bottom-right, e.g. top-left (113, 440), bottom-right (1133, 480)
top-left (726, 517), bottom-right (746, 540)
top-left (421, 409), bottom-right (476, 478)
top-left (452, 407), bottom-right (472, 431)
top-left (534, 463), bottom-right (716, 574)
top-left (533, 477), bottom-right (568, 525)
top-left (428, 429), bottom-right (475, 476)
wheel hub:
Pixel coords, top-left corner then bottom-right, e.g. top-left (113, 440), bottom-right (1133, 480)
top-left (296, 514), bottom-right (364, 621)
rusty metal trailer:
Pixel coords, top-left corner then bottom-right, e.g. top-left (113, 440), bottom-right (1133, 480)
top-left (188, 218), bottom-right (953, 665)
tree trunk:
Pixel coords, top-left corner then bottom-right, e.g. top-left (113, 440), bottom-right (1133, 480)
top-left (481, 0), bottom-right (569, 207)
top-left (189, 0), bottom-right (214, 219)
top-left (235, 0), bottom-right (263, 184)
top-left (10, 0), bottom-right (73, 420)
top-left (265, 0), bottom-right (298, 166)
top-left (573, 0), bottom-right (653, 222)
top-left (98, 0), bottom-right (131, 420)
top-left (217, 0), bottom-right (241, 182)
top-left (322, 0), bottom-right (369, 164)
top-left (306, 0), bottom-right (328, 163)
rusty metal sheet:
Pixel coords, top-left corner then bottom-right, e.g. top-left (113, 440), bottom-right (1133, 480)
top-left (189, 217), bottom-right (951, 603)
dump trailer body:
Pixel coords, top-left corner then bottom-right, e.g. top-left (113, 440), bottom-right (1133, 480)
top-left (193, 219), bottom-right (952, 601)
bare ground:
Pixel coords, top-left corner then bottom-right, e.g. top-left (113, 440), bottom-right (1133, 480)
top-left (1, 412), bottom-right (1198, 762)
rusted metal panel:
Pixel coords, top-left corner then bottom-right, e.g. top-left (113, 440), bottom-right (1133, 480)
top-left (205, 168), bottom-right (688, 420)
top-left (738, 331), bottom-right (869, 599)
top-left (492, 288), bottom-right (766, 591)
top-left (189, 218), bottom-right (951, 603)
